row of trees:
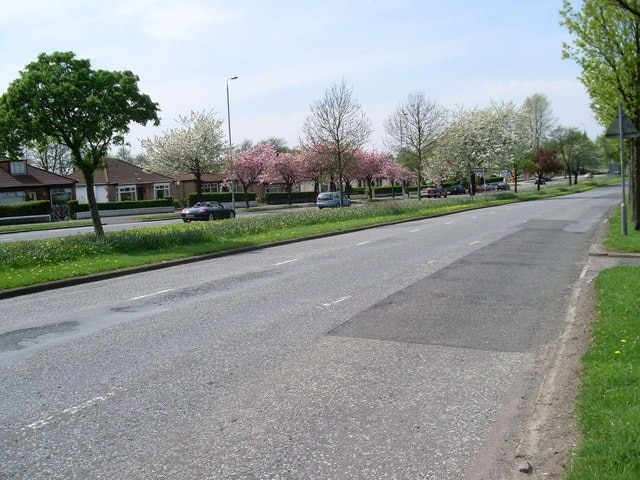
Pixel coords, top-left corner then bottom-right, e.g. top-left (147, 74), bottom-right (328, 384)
top-left (143, 83), bottom-right (602, 208)
top-left (0, 50), bottom-right (608, 237)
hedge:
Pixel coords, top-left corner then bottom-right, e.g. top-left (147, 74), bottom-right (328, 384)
top-left (186, 192), bottom-right (256, 205)
top-left (68, 197), bottom-right (174, 214)
top-left (0, 200), bottom-right (51, 217)
top-left (265, 191), bottom-right (317, 204)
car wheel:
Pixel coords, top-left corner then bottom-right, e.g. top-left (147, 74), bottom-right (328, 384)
top-left (182, 219), bottom-right (190, 223)
top-left (208, 213), bottom-right (214, 221)
top-left (229, 211), bottom-right (236, 218)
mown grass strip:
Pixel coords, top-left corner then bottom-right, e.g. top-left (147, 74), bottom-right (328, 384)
top-left (565, 265), bottom-right (640, 480)
top-left (0, 178), bottom-right (617, 291)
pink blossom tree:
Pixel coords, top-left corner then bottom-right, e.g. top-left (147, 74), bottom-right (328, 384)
top-left (382, 160), bottom-right (413, 198)
top-left (300, 147), bottom-right (331, 193)
top-left (262, 151), bottom-right (307, 204)
top-left (227, 143), bottom-right (276, 208)
top-left (355, 149), bottom-right (391, 200)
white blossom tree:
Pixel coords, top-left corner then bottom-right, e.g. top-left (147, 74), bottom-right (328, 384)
top-left (141, 111), bottom-right (226, 201)
top-left (435, 102), bottom-right (527, 193)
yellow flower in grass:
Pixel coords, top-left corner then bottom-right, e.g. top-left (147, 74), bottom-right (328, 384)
top-left (614, 350), bottom-right (621, 355)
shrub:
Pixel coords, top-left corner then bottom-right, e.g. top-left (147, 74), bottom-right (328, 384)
top-left (0, 200), bottom-right (50, 217)
top-left (69, 198), bottom-right (174, 212)
top-left (264, 192), bottom-right (316, 204)
top-left (187, 192), bottom-right (256, 205)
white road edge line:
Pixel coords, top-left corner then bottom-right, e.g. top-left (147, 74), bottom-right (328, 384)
top-left (23, 391), bottom-right (119, 431)
top-left (274, 259), bottom-right (299, 266)
top-left (580, 265), bottom-right (589, 279)
top-left (469, 240), bottom-right (480, 245)
top-left (410, 229), bottom-right (421, 233)
top-left (130, 289), bottom-right (174, 300)
top-left (356, 241), bottom-right (372, 246)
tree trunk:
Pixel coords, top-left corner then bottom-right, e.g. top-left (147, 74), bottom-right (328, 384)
top-left (242, 183), bottom-right (250, 208)
top-left (632, 140), bottom-right (640, 229)
top-left (83, 171), bottom-right (104, 237)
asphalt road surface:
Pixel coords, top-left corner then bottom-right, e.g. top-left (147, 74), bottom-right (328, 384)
top-left (0, 186), bottom-right (620, 479)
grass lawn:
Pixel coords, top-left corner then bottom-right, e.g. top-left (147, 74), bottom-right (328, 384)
top-left (564, 208), bottom-right (640, 479)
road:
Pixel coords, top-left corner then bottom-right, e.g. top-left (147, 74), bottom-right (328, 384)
top-left (0, 186), bottom-right (620, 479)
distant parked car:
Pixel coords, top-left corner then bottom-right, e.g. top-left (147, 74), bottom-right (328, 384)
top-left (584, 172), bottom-right (594, 179)
top-left (496, 181), bottom-right (510, 190)
top-left (316, 191), bottom-right (351, 208)
top-left (484, 182), bottom-right (498, 191)
top-left (534, 178), bottom-right (546, 185)
top-left (180, 201), bottom-right (236, 222)
top-left (420, 186), bottom-right (447, 198)
top-left (446, 184), bottom-right (466, 195)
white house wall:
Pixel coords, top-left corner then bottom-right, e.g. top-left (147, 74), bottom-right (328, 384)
top-left (75, 185), bottom-right (109, 203)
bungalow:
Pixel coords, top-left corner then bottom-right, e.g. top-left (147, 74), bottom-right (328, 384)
top-left (0, 157), bottom-right (76, 205)
top-left (68, 157), bottom-right (174, 203)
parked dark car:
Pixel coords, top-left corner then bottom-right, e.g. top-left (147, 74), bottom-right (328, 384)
top-left (180, 201), bottom-right (236, 222)
top-left (496, 181), bottom-right (510, 190)
top-left (446, 184), bottom-right (466, 195)
top-left (420, 186), bottom-right (447, 198)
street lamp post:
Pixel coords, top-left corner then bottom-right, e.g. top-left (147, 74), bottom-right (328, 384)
top-left (226, 76), bottom-right (238, 210)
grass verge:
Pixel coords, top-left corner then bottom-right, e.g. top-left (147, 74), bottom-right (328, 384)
top-left (0, 178), bottom-right (618, 292)
top-left (564, 208), bottom-right (640, 479)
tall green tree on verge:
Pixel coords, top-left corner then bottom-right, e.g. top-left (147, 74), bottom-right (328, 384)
top-left (384, 92), bottom-right (447, 198)
top-left (301, 79), bottom-right (372, 206)
top-left (142, 111), bottom-right (226, 203)
top-left (549, 127), bottom-right (600, 184)
top-left (0, 51), bottom-right (160, 236)
top-left (561, 0), bottom-right (640, 229)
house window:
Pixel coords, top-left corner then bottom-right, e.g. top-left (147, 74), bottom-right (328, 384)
top-left (51, 188), bottom-right (72, 204)
top-left (0, 191), bottom-right (25, 204)
top-left (154, 183), bottom-right (170, 199)
top-left (117, 186), bottom-right (137, 201)
top-left (9, 161), bottom-right (27, 175)
top-left (202, 182), bottom-right (222, 193)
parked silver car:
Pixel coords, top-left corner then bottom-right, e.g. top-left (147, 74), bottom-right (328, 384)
top-left (316, 192), bottom-right (352, 208)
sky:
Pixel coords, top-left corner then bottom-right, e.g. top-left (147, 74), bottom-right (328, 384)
top-left (0, 0), bottom-right (600, 155)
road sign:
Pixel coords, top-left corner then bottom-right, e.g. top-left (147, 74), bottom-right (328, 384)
top-left (605, 109), bottom-right (640, 138)
top-left (469, 167), bottom-right (485, 174)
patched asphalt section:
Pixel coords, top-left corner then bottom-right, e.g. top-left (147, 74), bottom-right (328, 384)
top-left (329, 219), bottom-right (593, 353)
top-left (0, 320), bottom-right (79, 352)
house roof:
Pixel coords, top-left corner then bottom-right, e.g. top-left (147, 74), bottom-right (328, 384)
top-left (67, 157), bottom-right (174, 186)
top-left (0, 158), bottom-right (76, 189)
top-left (173, 172), bottom-right (227, 183)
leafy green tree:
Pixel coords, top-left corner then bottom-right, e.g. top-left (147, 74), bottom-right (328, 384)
top-left (549, 127), bottom-right (600, 184)
top-left (141, 110), bottom-right (226, 202)
top-left (0, 51), bottom-right (160, 236)
top-left (561, 0), bottom-right (640, 228)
